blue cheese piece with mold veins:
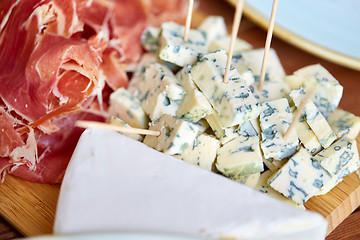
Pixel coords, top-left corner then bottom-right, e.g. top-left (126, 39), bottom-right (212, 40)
top-left (198, 16), bottom-right (227, 44)
top-left (109, 116), bottom-right (143, 142)
top-left (175, 65), bottom-right (212, 122)
top-left (191, 50), bottom-right (259, 127)
top-left (313, 137), bottom-right (359, 177)
top-left (259, 98), bottom-right (299, 161)
top-left (209, 35), bottom-right (252, 54)
top-left (159, 22), bottom-right (207, 67)
top-left (232, 48), bottom-right (285, 82)
top-left (127, 53), bottom-right (159, 99)
top-left (216, 135), bottom-right (264, 178)
top-left (176, 133), bottom-right (220, 171)
top-left (234, 172), bottom-right (260, 188)
top-left (141, 26), bottom-right (160, 53)
top-left (143, 114), bottom-right (199, 156)
top-left (238, 119), bottom-right (260, 137)
top-left (295, 115), bottom-right (322, 155)
top-left (248, 80), bottom-right (291, 104)
top-left (109, 88), bottom-right (149, 129)
top-left (327, 109), bottom-right (360, 139)
top-left (288, 64), bottom-right (343, 117)
top-left (140, 64), bottom-right (185, 120)
top-left (256, 170), bottom-right (305, 209)
top-left (290, 87), bottom-right (337, 148)
top-left (268, 147), bottom-right (332, 205)
top-left (205, 111), bottom-right (240, 144)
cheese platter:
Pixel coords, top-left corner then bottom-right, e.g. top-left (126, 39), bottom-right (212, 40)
top-left (1, 0), bottom-right (360, 239)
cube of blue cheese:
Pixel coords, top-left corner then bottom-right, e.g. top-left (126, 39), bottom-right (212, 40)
top-left (205, 111), bottom-right (240, 144)
top-left (327, 109), bottom-right (360, 139)
top-left (175, 133), bottom-right (220, 171)
top-left (268, 147), bottom-right (332, 204)
top-left (109, 88), bottom-right (149, 129)
top-left (141, 26), bottom-right (160, 53)
top-left (209, 35), bottom-right (252, 54)
top-left (295, 115), bottom-right (322, 155)
top-left (175, 65), bottom-right (212, 122)
top-left (191, 50), bottom-right (259, 127)
top-left (140, 64), bottom-right (185, 120)
top-left (259, 98), bottom-right (299, 160)
top-left (290, 64), bottom-right (343, 117)
top-left (216, 135), bottom-right (264, 178)
top-left (109, 116), bottom-right (143, 142)
top-left (248, 80), bottom-right (291, 104)
top-left (234, 172), bottom-right (260, 188)
top-left (290, 87), bottom-right (337, 148)
top-left (238, 119), bottom-right (260, 137)
top-left (127, 53), bottom-right (159, 98)
top-left (159, 22), bottom-right (207, 67)
top-left (232, 48), bottom-right (286, 82)
top-left (313, 137), bottom-right (359, 176)
top-left (143, 114), bottom-right (199, 155)
top-left (198, 16), bottom-right (227, 44)
top-left (256, 170), bottom-right (305, 209)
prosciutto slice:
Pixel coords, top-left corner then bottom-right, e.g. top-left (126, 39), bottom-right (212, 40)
top-left (0, 0), bottom-right (186, 183)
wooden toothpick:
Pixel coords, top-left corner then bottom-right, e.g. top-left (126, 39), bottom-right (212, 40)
top-left (283, 89), bottom-right (314, 140)
top-left (224, 0), bottom-right (244, 83)
top-left (184, 0), bottom-right (194, 42)
top-left (258, 0), bottom-right (279, 91)
top-left (75, 121), bottom-right (161, 136)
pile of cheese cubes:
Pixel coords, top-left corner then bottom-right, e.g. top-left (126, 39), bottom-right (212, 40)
top-left (108, 16), bottom-right (360, 208)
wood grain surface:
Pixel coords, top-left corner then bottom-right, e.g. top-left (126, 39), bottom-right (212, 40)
top-left (0, 0), bottom-right (360, 239)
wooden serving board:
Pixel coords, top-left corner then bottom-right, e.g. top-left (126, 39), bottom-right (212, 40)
top-left (1, 0), bottom-right (360, 238)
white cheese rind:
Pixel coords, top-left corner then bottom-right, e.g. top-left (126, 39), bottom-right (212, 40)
top-left (216, 135), bottom-right (264, 178)
top-left (290, 87), bottom-right (337, 148)
top-left (159, 22), bottom-right (207, 67)
top-left (259, 98), bottom-right (299, 160)
top-left (55, 128), bottom-right (327, 240)
top-left (268, 148), bottom-right (332, 204)
top-left (143, 114), bottom-right (199, 156)
top-left (327, 109), bottom-right (360, 139)
top-left (109, 88), bottom-right (149, 129)
top-left (175, 65), bottom-right (212, 122)
top-left (191, 50), bottom-right (259, 127)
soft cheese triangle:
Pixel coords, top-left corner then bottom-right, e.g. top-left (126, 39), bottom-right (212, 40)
top-left (54, 129), bottom-right (327, 240)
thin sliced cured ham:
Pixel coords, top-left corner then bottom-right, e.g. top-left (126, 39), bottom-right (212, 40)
top-left (0, 0), bottom-right (186, 183)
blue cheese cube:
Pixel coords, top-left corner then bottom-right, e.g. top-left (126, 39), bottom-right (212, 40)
top-left (109, 88), bottom-right (149, 129)
top-left (209, 35), bottom-right (252, 54)
top-left (268, 148), bottom-right (332, 204)
top-left (256, 170), bottom-right (305, 209)
top-left (238, 119), bottom-right (260, 137)
top-left (295, 115), bottom-right (322, 155)
top-left (143, 114), bottom-right (199, 155)
top-left (216, 135), bottom-right (264, 178)
top-left (109, 116), bottom-right (143, 142)
top-left (198, 16), bottom-right (227, 44)
top-left (191, 50), bottom-right (259, 127)
top-left (175, 65), bottom-right (212, 122)
top-left (249, 81), bottom-right (291, 104)
top-left (290, 87), bottom-right (337, 148)
top-left (291, 64), bottom-right (343, 117)
top-left (176, 133), bottom-right (220, 171)
top-left (127, 53), bottom-right (159, 98)
top-left (259, 98), bottom-right (299, 160)
top-left (313, 137), bottom-right (359, 176)
top-left (141, 26), bottom-right (160, 53)
top-left (159, 22), bottom-right (207, 67)
top-left (140, 64), bottom-right (185, 120)
top-left (205, 111), bottom-right (240, 144)
top-left (234, 172), bottom-right (260, 188)
top-left (232, 48), bottom-right (286, 82)
top-left (327, 109), bottom-right (360, 139)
